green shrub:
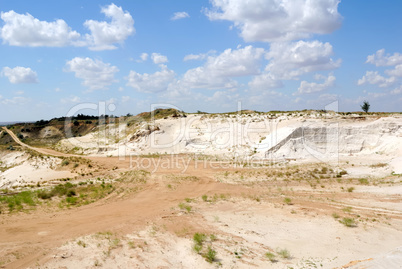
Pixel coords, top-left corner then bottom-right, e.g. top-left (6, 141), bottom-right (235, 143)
top-left (283, 197), bottom-right (292, 205)
top-left (358, 178), bottom-right (369, 185)
top-left (37, 190), bottom-right (54, 200)
top-left (66, 196), bottom-right (78, 205)
top-left (265, 252), bottom-right (277, 262)
top-left (193, 243), bottom-right (202, 253)
top-left (332, 213), bottom-right (340, 219)
top-left (277, 248), bottom-right (291, 259)
top-left (179, 202), bottom-right (192, 213)
top-left (205, 246), bottom-right (217, 263)
top-left (339, 217), bottom-right (356, 227)
top-left (193, 233), bottom-right (206, 246)
top-left (202, 195), bottom-right (208, 202)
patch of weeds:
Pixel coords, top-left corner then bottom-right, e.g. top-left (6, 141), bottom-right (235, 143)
top-left (342, 206), bottom-right (353, 213)
top-left (358, 178), bottom-right (369, 185)
top-left (193, 233), bottom-right (206, 246)
top-left (61, 160), bottom-right (70, 166)
top-left (210, 234), bottom-right (217, 241)
top-left (184, 197), bottom-right (193, 203)
top-left (127, 241), bottom-right (135, 249)
top-left (277, 248), bottom-right (291, 259)
top-left (370, 163), bottom-right (387, 168)
top-left (66, 196), bottom-right (78, 205)
top-left (167, 184), bottom-right (172, 189)
top-left (265, 252), bottom-right (277, 263)
top-left (109, 238), bottom-right (121, 250)
top-left (339, 217), bottom-right (357, 227)
top-left (178, 202), bottom-right (192, 213)
top-left (283, 197), bottom-right (293, 205)
top-left (193, 243), bottom-right (202, 254)
top-left (332, 213), bottom-right (340, 219)
top-left (205, 246), bottom-right (217, 263)
top-left (117, 170), bottom-right (149, 183)
top-left (202, 194), bottom-right (208, 202)
top-left (77, 240), bottom-right (87, 248)
top-left (347, 187), bottom-right (355, 192)
top-left (0, 190), bottom-right (37, 213)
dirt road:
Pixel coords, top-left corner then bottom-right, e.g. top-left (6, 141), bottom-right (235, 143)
top-left (2, 127), bottom-right (75, 157)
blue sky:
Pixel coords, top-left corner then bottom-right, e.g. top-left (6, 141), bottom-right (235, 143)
top-left (1, 0), bottom-right (402, 121)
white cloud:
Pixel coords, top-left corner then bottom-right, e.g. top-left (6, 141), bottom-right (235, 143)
top-left (121, 96), bottom-right (131, 103)
top-left (248, 73), bottom-right (283, 91)
top-left (385, 64), bottom-right (402, 77)
top-left (180, 45), bottom-right (265, 89)
top-left (61, 95), bottom-right (81, 103)
top-left (296, 75), bottom-right (336, 94)
top-left (171, 12), bottom-right (190, 21)
top-left (205, 0), bottom-right (342, 42)
top-left (65, 57), bottom-right (119, 91)
top-left (391, 86), bottom-right (402, 95)
top-left (357, 71), bottom-right (396, 88)
top-left (366, 49), bottom-right (402, 67)
top-left (183, 50), bottom-right (216, 61)
top-left (84, 4), bottom-right (135, 51)
top-left (126, 64), bottom-right (176, 93)
top-left (0, 96), bottom-right (29, 105)
top-left (2, 66), bottom-right (38, 83)
top-left (249, 40), bottom-right (340, 91)
top-left (151, 53), bottom-right (168, 64)
top-left (265, 41), bottom-right (341, 79)
top-left (0, 4), bottom-right (134, 50)
top-left (0, 10), bottom-right (81, 47)
top-left (140, 53), bottom-right (148, 62)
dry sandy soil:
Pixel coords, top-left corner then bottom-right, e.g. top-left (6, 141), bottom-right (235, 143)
top-left (1, 118), bottom-right (402, 268)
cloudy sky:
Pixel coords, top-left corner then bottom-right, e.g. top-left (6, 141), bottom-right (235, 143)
top-left (1, 0), bottom-right (402, 121)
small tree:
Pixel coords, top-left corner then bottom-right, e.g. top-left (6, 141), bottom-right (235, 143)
top-left (361, 100), bottom-right (370, 113)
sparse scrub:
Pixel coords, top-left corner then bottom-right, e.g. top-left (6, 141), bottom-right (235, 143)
top-left (332, 213), bottom-right (340, 219)
top-left (277, 248), bottom-right (291, 259)
top-left (205, 246), bottom-right (217, 263)
top-left (77, 240), bottom-right (87, 248)
top-left (370, 163), bottom-right (387, 168)
top-left (358, 178), bottom-right (369, 185)
top-left (342, 206), bottom-right (352, 213)
top-left (178, 202), bottom-right (192, 213)
top-left (193, 233), bottom-right (206, 246)
top-left (265, 252), bottom-right (277, 262)
top-left (283, 197), bottom-right (292, 205)
top-left (339, 217), bottom-right (357, 227)
top-left (202, 194), bottom-right (208, 202)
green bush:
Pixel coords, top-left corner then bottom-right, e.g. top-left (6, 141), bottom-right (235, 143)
top-left (265, 252), bottom-right (277, 262)
top-left (193, 233), bottom-right (206, 246)
top-left (339, 217), bottom-right (356, 227)
top-left (283, 197), bottom-right (292, 205)
top-left (277, 248), bottom-right (291, 259)
top-left (205, 246), bottom-right (217, 263)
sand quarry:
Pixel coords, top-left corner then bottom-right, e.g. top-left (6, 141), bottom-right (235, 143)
top-left (1, 112), bottom-right (402, 268)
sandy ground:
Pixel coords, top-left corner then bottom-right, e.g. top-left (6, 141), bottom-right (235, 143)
top-left (1, 118), bottom-right (402, 269)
